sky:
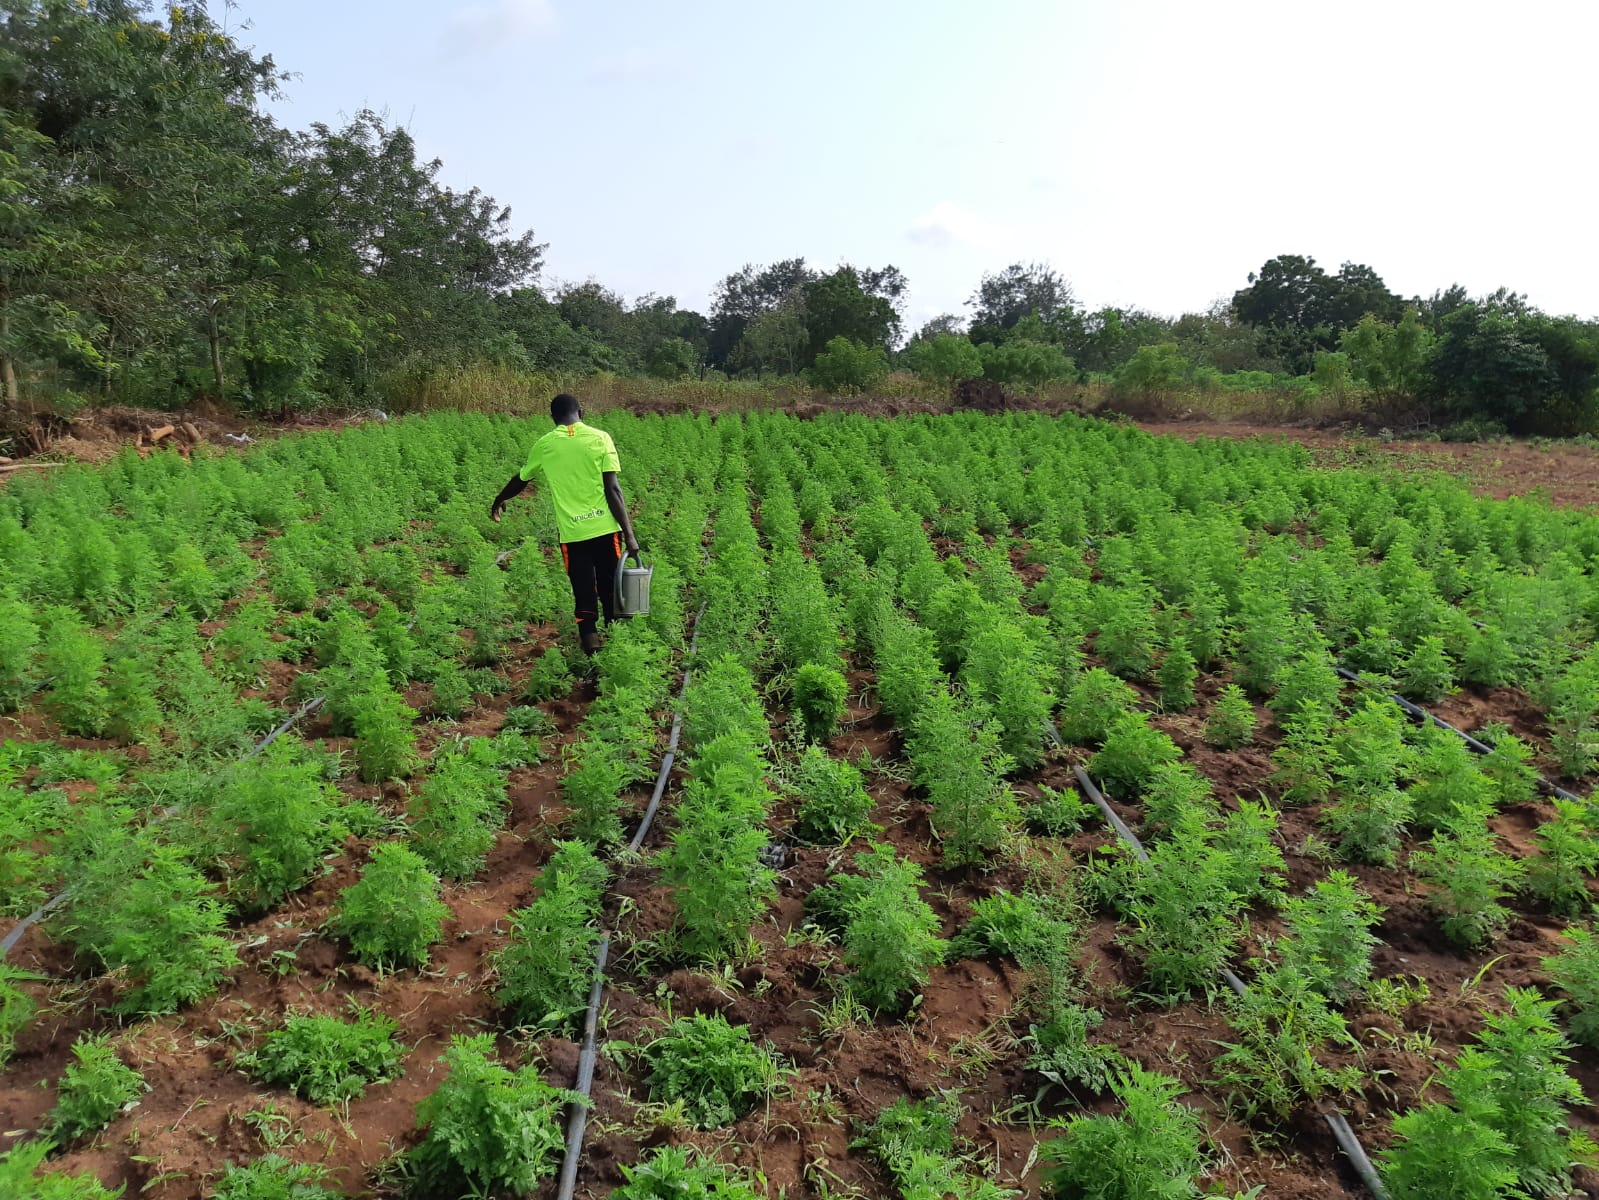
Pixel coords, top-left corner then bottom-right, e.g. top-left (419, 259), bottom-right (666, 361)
top-left (229, 0), bottom-right (1599, 333)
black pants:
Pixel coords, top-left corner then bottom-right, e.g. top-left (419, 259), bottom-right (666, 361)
top-left (562, 532), bottom-right (621, 637)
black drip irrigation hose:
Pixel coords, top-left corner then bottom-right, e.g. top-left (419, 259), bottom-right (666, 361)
top-left (555, 602), bottom-right (706, 1200)
top-left (1333, 665), bottom-right (1587, 804)
top-left (555, 936), bottom-right (609, 1200)
top-left (1047, 726), bottom-right (1390, 1199)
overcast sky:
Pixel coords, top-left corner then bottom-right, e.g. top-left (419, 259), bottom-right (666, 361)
top-left (232, 0), bottom-right (1598, 332)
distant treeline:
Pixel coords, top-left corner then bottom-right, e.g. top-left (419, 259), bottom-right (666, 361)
top-left (3, 3), bottom-right (1596, 434)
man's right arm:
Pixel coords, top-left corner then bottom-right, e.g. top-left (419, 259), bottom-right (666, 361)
top-left (490, 473), bottom-right (528, 522)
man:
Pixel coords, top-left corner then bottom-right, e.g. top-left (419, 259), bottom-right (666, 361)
top-left (491, 393), bottom-right (640, 655)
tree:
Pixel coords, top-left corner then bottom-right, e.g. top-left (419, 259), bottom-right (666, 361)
top-left (909, 313), bottom-right (965, 343)
top-left (1427, 304), bottom-right (1558, 429)
top-left (279, 109), bottom-right (543, 389)
top-left (810, 336), bottom-right (887, 394)
top-left (1061, 306), bottom-right (1174, 374)
top-left (977, 339), bottom-right (1074, 389)
top-left (1232, 255), bottom-right (1401, 374)
top-left (494, 288), bottom-right (609, 373)
top-left (969, 262), bottom-right (1076, 339)
top-left (1114, 343), bottom-right (1191, 399)
top-left (0, 0), bottom-right (289, 411)
top-left (1170, 302), bottom-right (1274, 373)
top-left (1341, 307), bottom-right (1435, 407)
top-left (906, 334), bottom-right (982, 391)
top-left (645, 337), bottom-right (697, 380)
top-left (800, 266), bottom-right (899, 361)
top-left (707, 258), bottom-right (815, 369)
top-left (731, 299), bottom-right (808, 376)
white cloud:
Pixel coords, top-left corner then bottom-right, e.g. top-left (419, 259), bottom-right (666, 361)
top-left (906, 202), bottom-right (1015, 252)
top-left (440, 0), bottom-right (556, 59)
top-left (586, 46), bottom-right (682, 83)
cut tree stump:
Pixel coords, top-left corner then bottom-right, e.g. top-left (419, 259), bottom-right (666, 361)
top-left (181, 422), bottom-right (202, 443)
top-left (149, 424), bottom-right (175, 443)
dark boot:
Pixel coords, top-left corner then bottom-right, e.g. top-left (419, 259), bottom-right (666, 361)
top-left (580, 628), bottom-right (603, 656)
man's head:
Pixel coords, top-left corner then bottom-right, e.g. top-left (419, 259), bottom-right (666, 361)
top-left (550, 393), bottom-right (581, 425)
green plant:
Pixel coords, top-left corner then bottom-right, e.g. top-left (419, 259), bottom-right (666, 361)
top-left (0, 964), bottom-right (40, 1068)
top-left (104, 649), bottom-right (162, 745)
top-left (1058, 668), bottom-right (1140, 745)
top-left (329, 843), bottom-right (452, 971)
top-left (1156, 642), bottom-right (1197, 712)
top-left (0, 591), bottom-right (40, 712)
top-left (1408, 729), bottom-right (1495, 835)
top-left (45, 1033), bottom-right (145, 1144)
top-left (522, 648), bottom-right (571, 702)
top-left (1211, 967), bottom-right (1362, 1122)
top-left (1412, 831), bottom-right (1523, 949)
top-left (792, 745), bottom-right (875, 845)
top-left (495, 840), bottom-right (609, 1034)
top-left (1524, 800), bottom-right (1599, 916)
top-left (408, 1033), bottom-right (576, 1197)
top-left (1478, 723), bottom-right (1538, 807)
top-left (1089, 714), bottom-right (1180, 797)
top-left (790, 662), bottom-right (848, 743)
top-left (0, 1142), bottom-right (122, 1199)
top-left (1398, 635), bottom-right (1455, 702)
top-left (814, 842), bottom-right (948, 1013)
top-left (1381, 1099), bottom-right (1520, 1200)
top-left (961, 611), bottom-right (1053, 768)
top-left (349, 682), bottom-right (421, 783)
top-left (212, 743), bottom-right (348, 913)
top-left (1266, 649), bottom-right (1343, 725)
top-left (638, 1012), bottom-right (788, 1130)
top-left (613, 1145), bottom-right (763, 1200)
top-left (60, 842), bottom-right (240, 1015)
top-left (1269, 703), bottom-right (1336, 806)
top-left (213, 597), bottom-right (278, 685)
top-left (408, 751), bottom-right (506, 881)
top-left (239, 1004), bottom-right (405, 1105)
top-left (212, 1154), bottom-right (343, 1200)
top-left (1543, 925), bottom-right (1599, 1048)
top-left (1448, 988), bottom-right (1597, 1197)
top-left (1039, 1065), bottom-right (1208, 1200)
top-left (1276, 870), bottom-right (1382, 1003)
top-left (852, 1092), bottom-right (1017, 1200)
top-left (561, 741), bottom-right (632, 847)
top-left (1213, 799), bottom-right (1286, 907)
top-left (40, 606), bottom-right (110, 737)
top-left (1024, 1005), bottom-right (1126, 1095)
top-left (1094, 586), bottom-right (1158, 681)
top-left (683, 656), bottom-right (769, 749)
top-left (1022, 784), bottom-right (1095, 837)
top-left (661, 732), bottom-right (776, 963)
top-left (1140, 763), bottom-right (1215, 835)
top-left (1203, 684), bottom-right (1256, 749)
top-left (1109, 809), bottom-right (1245, 1001)
top-left (908, 687), bottom-right (1019, 865)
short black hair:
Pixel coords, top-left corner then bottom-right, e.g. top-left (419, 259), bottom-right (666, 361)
top-left (551, 393), bottom-right (581, 423)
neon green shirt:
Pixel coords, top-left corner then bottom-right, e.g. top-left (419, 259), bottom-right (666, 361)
top-left (518, 421), bottom-right (623, 544)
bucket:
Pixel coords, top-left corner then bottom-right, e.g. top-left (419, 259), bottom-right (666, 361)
top-left (615, 551), bottom-right (653, 617)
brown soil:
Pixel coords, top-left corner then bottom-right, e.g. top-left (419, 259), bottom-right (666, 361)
top-left (1136, 416), bottom-right (1599, 510)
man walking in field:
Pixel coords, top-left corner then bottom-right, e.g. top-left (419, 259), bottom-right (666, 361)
top-left (491, 393), bottom-right (640, 655)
